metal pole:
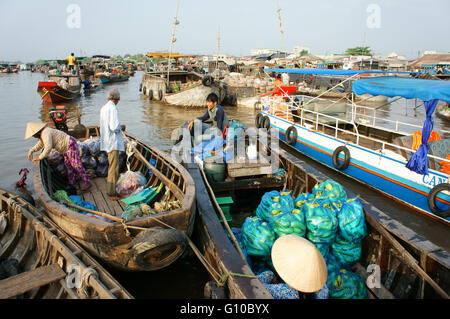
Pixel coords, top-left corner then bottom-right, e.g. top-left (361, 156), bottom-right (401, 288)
top-left (167, 0), bottom-right (181, 87)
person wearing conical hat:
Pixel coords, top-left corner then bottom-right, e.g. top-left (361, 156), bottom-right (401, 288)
top-left (271, 234), bottom-right (328, 294)
top-left (25, 122), bottom-right (91, 191)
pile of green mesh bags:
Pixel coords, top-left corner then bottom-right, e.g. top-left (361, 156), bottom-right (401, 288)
top-left (240, 179), bottom-right (368, 299)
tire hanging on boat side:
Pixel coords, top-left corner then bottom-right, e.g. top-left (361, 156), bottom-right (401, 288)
top-left (332, 145), bottom-right (351, 170)
top-left (147, 89), bottom-right (153, 100)
top-left (427, 183), bottom-right (450, 218)
top-left (157, 90), bottom-right (163, 100)
top-left (285, 125), bottom-right (297, 145)
top-left (129, 228), bottom-right (187, 271)
top-left (255, 113), bottom-right (264, 128)
top-left (262, 116), bottom-right (270, 131)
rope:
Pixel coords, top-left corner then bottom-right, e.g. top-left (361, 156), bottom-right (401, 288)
top-left (78, 267), bottom-right (99, 298)
top-left (217, 272), bottom-right (258, 287)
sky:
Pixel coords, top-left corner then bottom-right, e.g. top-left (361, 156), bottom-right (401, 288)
top-left (0, 0), bottom-right (449, 62)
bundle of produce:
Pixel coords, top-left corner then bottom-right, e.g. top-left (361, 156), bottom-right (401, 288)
top-left (55, 163), bottom-right (67, 178)
top-left (326, 268), bottom-right (367, 299)
top-left (115, 170), bottom-right (146, 197)
top-left (256, 190), bottom-right (294, 222)
top-left (69, 195), bottom-right (98, 212)
top-left (81, 155), bottom-right (97, 170)
top-left (121, 203), bottom-right (155, 221)
top-left (229, 227), bottom-right (252, 268)
top-left (78, 142), bottom-right (90, 157)
top-left (85, 137), bottom-right (100, 156)
top-left (96, 151), bottom-right (109, 177)
top-left (47, 150), bottom-right (64, 167)
top-left (336, 196), bottom-right (367, 242)
top-left (303, 201), bottom-right (338, 245)
top-left (270, 208), bottom-right (306, 238)
top-left (294, 192), bottom-right (314, 208)
top-left (312, 179), bottom-right (347, 203)
top-left (330, 235), bottom-right (362, 266)
top-left (241, 217), bottom-right (276, 259)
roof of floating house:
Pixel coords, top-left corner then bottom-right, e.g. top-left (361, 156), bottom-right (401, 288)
top-left (408, 54), bottom-right (450, 68)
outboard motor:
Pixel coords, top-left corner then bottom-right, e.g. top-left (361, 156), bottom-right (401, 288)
top-left (49, 105), bottom-right (68, 132)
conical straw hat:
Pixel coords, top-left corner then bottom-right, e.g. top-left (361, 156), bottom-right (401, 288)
top-left (271, 234), bottom-right (327, 293)
top-left (24, 122), bottom-right (46, 140)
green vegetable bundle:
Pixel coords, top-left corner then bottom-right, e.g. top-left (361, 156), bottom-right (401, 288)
top-left (303, 202), bottom-right (338, 245)
top-left (241, 216), bottom-right (276, 259)
top-left (312, 179), bottom-right (347, 202)
top-left (294, 192), bottom-right (315, 208)
top-left (337, 197), bottom-right (367, 242)
top-left (256, 190), bottom-right (294, 222)
top-left (327, 269), bottom-right (367, 299)
top-left (331, 234), bottom-right (362, 266)
top-left (270, 208), bottom-right (306, 238)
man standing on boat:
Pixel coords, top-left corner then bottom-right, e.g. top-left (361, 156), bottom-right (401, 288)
top-left (187, 92), bottom-right (229, 138)
top-left (66, 53), bottom-right (76, 74)
top-left (100, 89), bottom-right (125, 200)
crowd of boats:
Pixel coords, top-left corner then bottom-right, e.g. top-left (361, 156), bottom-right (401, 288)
top-left (0, 53), bottom-right (449, 300)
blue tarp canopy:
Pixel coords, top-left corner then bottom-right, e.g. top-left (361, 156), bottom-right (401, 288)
top-left (264, 68), bottom-right (416, 76)
top-left (352, 76), bottom-right (450, 103)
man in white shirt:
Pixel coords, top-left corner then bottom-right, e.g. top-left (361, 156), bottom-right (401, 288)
top-left (100, 89), bottom-right (125, 200)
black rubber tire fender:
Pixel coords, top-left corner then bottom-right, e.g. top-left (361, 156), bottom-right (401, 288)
top-left (142, 87), bottom-right (146, 95)
top-left (139, 83), bottom-right (142, 92)
top-left (262, 116), bottom-right (270, 130)
top-left (332, 145), bottom-right (351, 170)
top-left (157, 89), bottom-right (163, 100)
top-left (427, 183), bottom-right (450, 218)
top-left (129, 228), bottom-right (187, 271)
top-left (254, 101), bottom-right (262, 110)
top-left (255, 113), bottom-right (264, 128)
top-left (285, 125), bottom-right (297, 145)
top-left (147, 89), bottom-right (153, 100)
top-left (202, 75), bottom-right (214, 87)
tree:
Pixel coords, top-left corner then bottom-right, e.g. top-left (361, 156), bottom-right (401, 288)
top-left (345, 46), bottom-right (372, 56)
top-left (300, 50), bottom-right (309, 56)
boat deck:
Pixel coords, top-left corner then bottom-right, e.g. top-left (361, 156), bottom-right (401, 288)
top-left (81, 177), bottom-right (126, 217)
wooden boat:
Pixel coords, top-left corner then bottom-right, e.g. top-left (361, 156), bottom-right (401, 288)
top-left (258, 69), bottom-right (450, 224)
top-left (95, 71), bottom-right (129, 84)
top-left (436, 104), bottom-right (450, 122)
top-left (33, 126), bottom-right (196, 271)
top-left (180, 130), bottom-right (449, 299)
top-left (37, 74), bottom-right (82, 103)
top-left (0, 189), bottom-right (133, 299)
top-left (140, 70), bottom-right (226, 107)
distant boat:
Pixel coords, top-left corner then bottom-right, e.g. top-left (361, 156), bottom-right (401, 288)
top-left (95, 72), bottom-right (129, 84)
top-left (37, 74), bottom-right (82, 103)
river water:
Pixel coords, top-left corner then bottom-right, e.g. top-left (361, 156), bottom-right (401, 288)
top-left (0, 70), bottom-right (448, 298)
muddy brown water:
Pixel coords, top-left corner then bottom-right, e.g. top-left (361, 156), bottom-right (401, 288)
top-left (0, 70), bottom-right (448, 298)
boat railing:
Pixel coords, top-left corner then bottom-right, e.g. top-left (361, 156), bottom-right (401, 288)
top-left (265, 99), bottom-right (450, 169)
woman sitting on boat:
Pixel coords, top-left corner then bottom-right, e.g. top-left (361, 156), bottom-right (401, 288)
top-left (187, 92), bottom-right (229, 138)
top-left (25, 122), bottom-right (92, 191)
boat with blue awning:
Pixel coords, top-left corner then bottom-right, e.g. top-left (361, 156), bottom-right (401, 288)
top-left (256, 68), bottom-right (450, 224)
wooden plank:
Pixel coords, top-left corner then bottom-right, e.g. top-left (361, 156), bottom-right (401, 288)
top-left (91, 191), bottom-right (113, 216)
top-left (102, 193), bottom-right (124, 217)
top-left (227, 165), bottom-right (273, 178)
top-left (0, 264), bottom-right (66, 299)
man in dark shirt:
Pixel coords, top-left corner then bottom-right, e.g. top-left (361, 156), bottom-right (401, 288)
top-left (188, 93), bottom-right (229, 136)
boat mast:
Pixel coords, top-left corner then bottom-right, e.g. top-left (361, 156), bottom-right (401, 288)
top-left (276, 0), bottom-right (286, 66)
top-left (167, 0), bottom-right (181, 87)
top-left (216, 25), bottom-right (220, 71)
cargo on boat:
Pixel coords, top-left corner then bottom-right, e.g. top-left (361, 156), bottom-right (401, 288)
top-left (33, 125), bottom-right (196, 272)
top-left (177, 126), bottom-right (449, 299)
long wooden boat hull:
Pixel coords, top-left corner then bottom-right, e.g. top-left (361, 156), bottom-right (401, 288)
top-left (260, 112), bottom-right (450, 225)
top-left (0, 190), bottom-right (133, 299)
top-left (37, 82), bottom-right (81, 103)
top-left (184, 134), bottom-right (450, 299)
top-left (33, 126), bottom-right (196, 271)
